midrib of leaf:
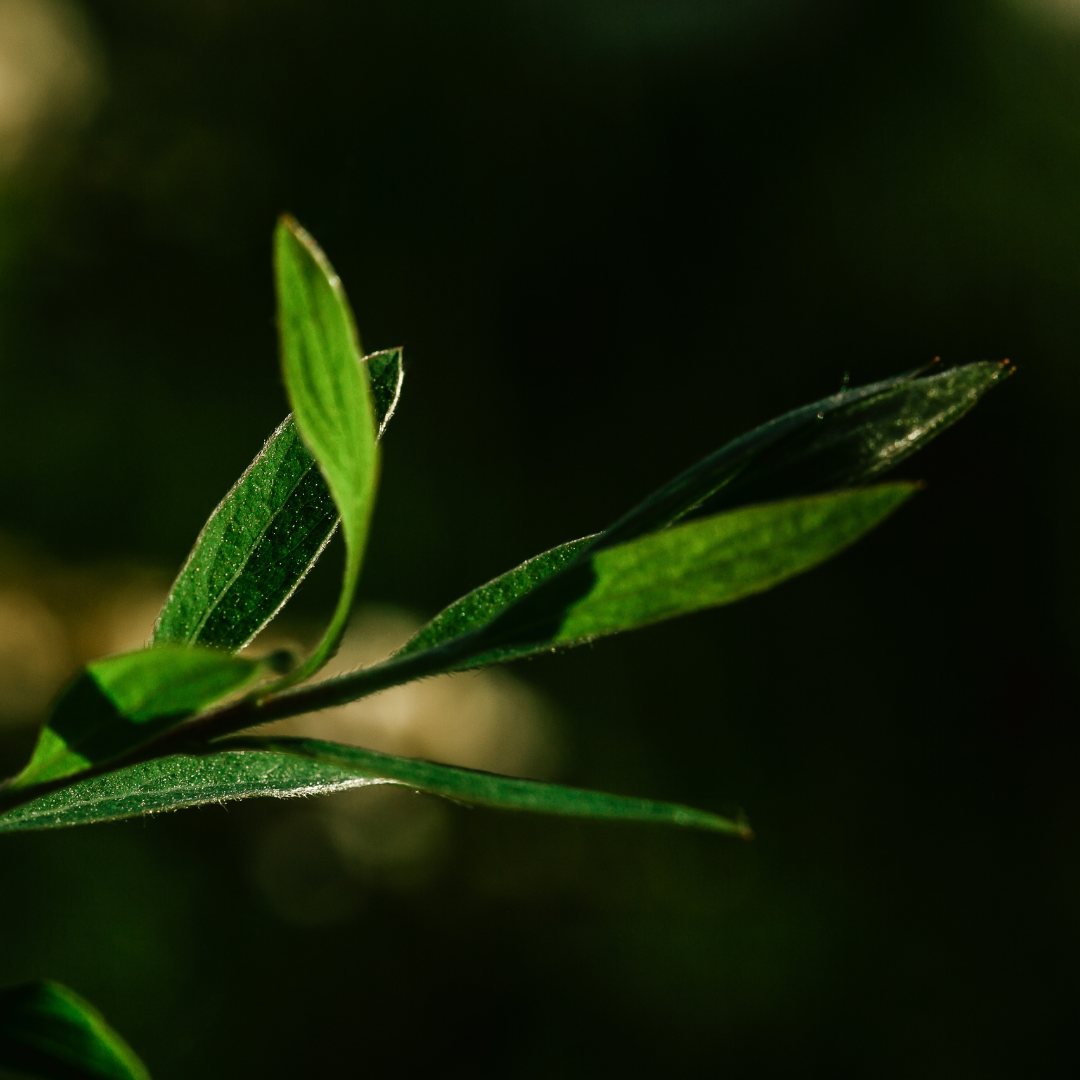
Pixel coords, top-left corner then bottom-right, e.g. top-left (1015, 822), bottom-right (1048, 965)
top-left (187, 422), bottom-right (327, 645)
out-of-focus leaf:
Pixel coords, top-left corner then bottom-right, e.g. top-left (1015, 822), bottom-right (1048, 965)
top-left (393, 363), bottom-right (1008, 670)
top-left (5, 647), bottom-right (263, 790)
top-left (0, 980), bottom-right (151, 1080)
top-left (151, 348), bottom-right (402, 652)
top-left (0, 738), bottom-right (749, 838)
top-left (272, 216), bottom-right (380, 680)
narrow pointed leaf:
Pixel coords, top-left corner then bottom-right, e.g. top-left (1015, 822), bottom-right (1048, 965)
top-left (0, 738), bottom-right (748, 838)
top-left (0, 980), bottom-right (151, 1080)
top-left (594, 360), bottom-right (1010, 551)
top-left (393, 363), bottom-right (1008, 670)
top-left (272, 216), bottom-right (379, 681)
top-left (684, 360), bottom-right (1013, 522)
top-left (5, 647), bottom-right (263, 790)
top-left (274, 484), bottom-right (917, 716)
top-left (447, 484), bottom-right (918, 666)
top-left (151, 348), bottom-right (402, 652)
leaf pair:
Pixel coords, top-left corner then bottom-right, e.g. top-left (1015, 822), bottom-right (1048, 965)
top-left (0, 213), bottom-right (1013, 838)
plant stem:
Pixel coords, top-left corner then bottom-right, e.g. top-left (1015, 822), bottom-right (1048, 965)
top-left (0, 632), bottom-right (483, 819)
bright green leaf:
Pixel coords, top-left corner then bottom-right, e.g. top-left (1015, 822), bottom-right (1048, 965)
top-left (263, 485), bottom-right (917, 715)
top-left (6, 647), bottom-right (264, 790)
top-left (450, 483), bottom-right (918, 664)
top-left (0, 980), bottom-right (151, 1080)
top-left (0, 738), bottom-right (748, 838)
top-left (151, 347), bottom-right (402, 652)
top-left (272, 215), bottom-right (380, 683)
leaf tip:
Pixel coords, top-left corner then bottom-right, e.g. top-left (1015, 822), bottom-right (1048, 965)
top-left (274, 213), bottom-right (340, 290)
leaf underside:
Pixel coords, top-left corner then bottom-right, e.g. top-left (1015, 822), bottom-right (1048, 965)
top-left (0, 738), bottom-right (748, 838)
top-left (0, 980), bottom-right (151, 1080)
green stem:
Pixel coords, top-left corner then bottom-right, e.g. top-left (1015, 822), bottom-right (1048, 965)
top-left (0, 631), bottom-right (482, 820)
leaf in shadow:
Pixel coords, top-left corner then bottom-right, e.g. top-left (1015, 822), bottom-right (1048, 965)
top-left (595, 360), bottom-right (1010, 550)
top-left (0, 980), bottom-right (151, 1080)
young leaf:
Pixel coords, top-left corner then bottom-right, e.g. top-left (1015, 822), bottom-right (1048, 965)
top-left (4, 647), bottom-right (264, 790)
top-left (272, 216), bottom-right (380, 683)
top-left (151, 347), bottom-right (402, 652)
top-left (0, 980), bottom-right (151, 1080)
top-left (0, 738), bottom-right (749, 838)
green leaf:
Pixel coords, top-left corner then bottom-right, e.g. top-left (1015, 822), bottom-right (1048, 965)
top-left (5, 647), bottom-right (263, 790)
top-left (0, 980), bottom-right (150, 1080)
top-left (272, 215), bottom-right (380, 683)
top-left (454, 484), bottom-right (918, 665)
top-left (0, 738), bottom-right (749, 838)
top-left (596, 360), bottom-right (1010, 551)
top-left (263, 485), bottom-right (917, 718)
top-left (151, 348), bottom-right (402, 652)
top-left (393, 362), bottom-right (1008, 668)
top-left (397, 535), bottom-right (597, 657)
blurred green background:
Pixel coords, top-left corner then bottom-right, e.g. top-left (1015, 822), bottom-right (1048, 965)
top-left (0, 0), bottom-right (1078, 1075)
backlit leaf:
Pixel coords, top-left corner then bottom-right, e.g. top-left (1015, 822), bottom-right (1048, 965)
top-left (397, 535), bottom-right (596, 657)
top-left (0, 738), bottom-right (748, 838)
top-left (0, 980), bottom-right (151, 1080)
top-left (274, 485), bottom-right (916, 711)
top-left (272, 216), bottom-right (380, 681)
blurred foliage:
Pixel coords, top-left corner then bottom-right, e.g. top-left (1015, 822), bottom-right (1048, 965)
top-left (0, 0), bottom-right (1078, 1077)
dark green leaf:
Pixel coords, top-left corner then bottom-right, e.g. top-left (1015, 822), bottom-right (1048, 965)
top-left (151, 348), bottom-right (402, 652)
top-left (6, 647), bottom-right (262, 790)
top-left (272, 216), bottom-right (380, 681)
top-left (0, 739), bottom-right (748, 838)
top-left (0, 980), bottom-right (150, 1080)
top-left (595, 360), bottom-right (1010, 551)
top-left (397, 535), bottom-right (596, 657)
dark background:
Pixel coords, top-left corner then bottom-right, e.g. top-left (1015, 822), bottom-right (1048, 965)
top-left (1, 0), bottom-right (1079, 1075)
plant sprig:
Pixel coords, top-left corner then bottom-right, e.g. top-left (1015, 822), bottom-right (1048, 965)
top-left (0, 217), bottom-right (1013, 836)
